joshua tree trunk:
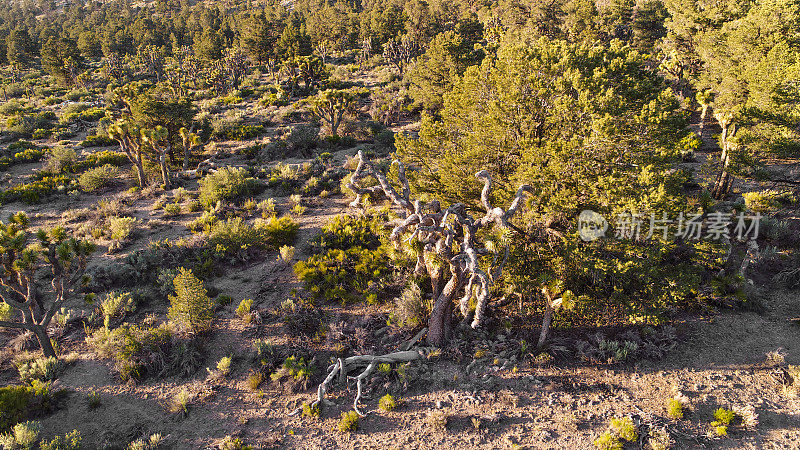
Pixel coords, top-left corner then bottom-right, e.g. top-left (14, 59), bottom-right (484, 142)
top-left (159, 153), bottom-right (171, 189)
top-left (537, 287), bottom-right (555, 350)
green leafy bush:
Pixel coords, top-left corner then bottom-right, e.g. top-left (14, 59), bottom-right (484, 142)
top-left (0, 420), bottom-right (41, 449)
top-left (79, 164), bottom-right (118, 192)
top-left (235, 298), bottom-right (254, 322)
top-left (313, 214), bottom-right (382, 250)
top-left (198, 167), bottom-right (260, 208)
top-left (43, 146), bottom-right (77, 173)
top-left (209, 216), bottom-right (298, 259)
top-left (294, 246), bottom-right (391, 304)
top-left (106, 216), bottom-right (137, 242)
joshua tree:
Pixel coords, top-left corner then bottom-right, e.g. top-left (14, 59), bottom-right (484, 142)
top-left (382, 35), bottom-right (421, 74)
top-left (346, 150), bottom-right (532, 346)
top-left (108, 119), bottom-right (147, 188)
top-left (141, 126), bottom-right (172, 189)
top-left (0, 215), bottom-right (95, 358)
top-left (179, 127), bottom-right (201, 171)
top-left (310, 89), bottom-right (356, 136)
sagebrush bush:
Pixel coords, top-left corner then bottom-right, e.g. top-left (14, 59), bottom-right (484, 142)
top-left (15, 356), bottom-right (60, 384)
top-left (168, 268), bottom-right (214, 334)
top-left (40, 429), bottom-right (81, 450)
top-left (87, 323), bottom-right (201, 380)
top-left (390, 283), bottom-right (428, 329)
top-left (294, 246), bottom-right (391, 304)
top-left (667, 398), bottom-right (684, 419)
top-left (163, 202), bottom-right (182, 216)
top-left (79, 164), bottom-right (118, 192)
top-left (106, 216), bottom-right (137, 242)
top-left (246, 371), bottom-right (264, 391)
top-left (44, 146), bottom-right (77, 173)
top-left (0, 420), bottom-right (41, 449)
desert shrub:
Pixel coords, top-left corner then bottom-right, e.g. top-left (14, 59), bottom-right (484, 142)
top-left (60, 106), bottom-right (105, 125)
top-left (390, 283), bottom-right (428, 329)
top-left (187, 210), bottom-right (218, 232)
top-left (79, 164), bottom-right (118, 192)
top-left (235, 298), bottom-right (254, 322)
top-left (43, 146), bottom-right (77, 173)
top-left (667, 398), bottom-right (684, 419)
top-left (87, 391), bottom-right (101, 409)
top-left (209, 216), bottom-right (298, 259)
top-left (40, 429), bottom-right (81, 450)
top-left (710, 407), bottom-right (738, 437)
top-left (218, 435), bottom-right (252, 450)
top-left (313, 214), bottom-right (383, 250)
top-left (12, 148), bottom-right (44, 163)
top-left (285, 124), bottom-right (319, 156)
top-left (279, 245), bottom-right (295, 263)
top-left (425, 411), bottom-right (448, 432)
top-left (294, 246), bottom-right (391, 304)
top-left (301, 402), bottom-right (320, 419)
top-left (246, 371), bottom-right (264, 391)
top-left (7, 111), bottom-right (56, 136)
top-left (280, 297), bottom-right (324, 337)
top-left (163, 202), bottom-right (182, 216)
top-left (0, 420), bottom-right (41, 449)
top-left (15, 357), bottom-right (60, 384)
top-left (198, 166), bottom-right (260, 208)
top-left (224, 124), bottom-right (265, 140)
top-left (87, 323), bottom-right (201, 380)
top-left (100, 291), bottom-right (137, 328)
top-left (169, 389), bottom-right (191, 414)
top-left (337, 411), bottom-right (359, 433)
top-left (270, 355), bottom-right (313, 390)
top-left (0, 174), bottom-right (72, 204)
top-left (168, 268), bottom-right (214, 334)
top-left (593, 432), bottom-right (622, 450)
top-left (0, 382), bottom-right (58, 433)
top-left (0, 100), bottom-right (26, 117)
top-left (83, 150), bottom-right (127, 168)
top-left (743, 190), bottom-right (796, 212)
top-left (186, 199), bottom-right (202, 212)
top-left (610, 417), bottom-right (638, 442)
top-left (258, 198), bottom-right (276, 217)
top-left (127, 433), bottom-right (164, 450)
top-left (378, 394), bottom-right (398, 412)
top-left (106, 216), bottom-right (137, 241)
top-left (81, 134), bottom-right (116, 147)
